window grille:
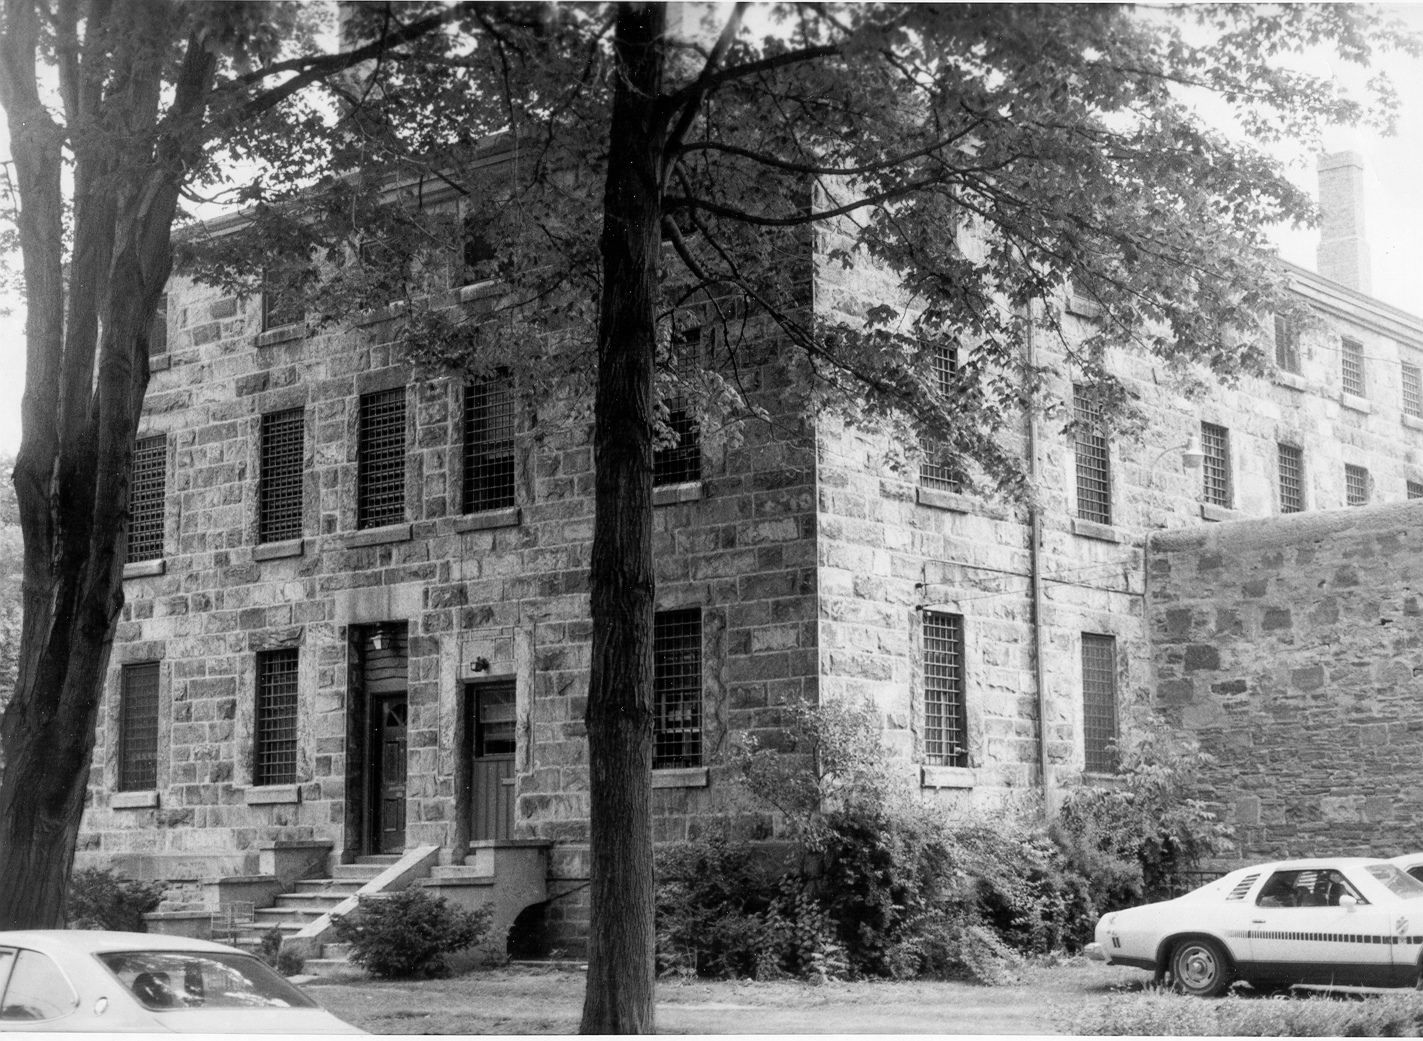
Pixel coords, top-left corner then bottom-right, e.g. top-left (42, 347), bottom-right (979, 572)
top-left (1273, 315), bottom-right (1299, 374)
top-left (118, 663), bottom-right (160, 792)
top-left (653, 609), bottom-right (702, 769)
top-left (1277, 444), bottom-right (1304, 514)
top-left (1200, 422), bottom-right (1231, 508)
top-left (259, 409), bottom-right (304, 543)
top-left (920, 343), bottom-right (963, 493)
top-left (463, 377), bottom-right (516, 512)
top-left (262, 273), bottom-right (304, 331)
top-left (1073, 386), bottom-right (1111, 525)
top-left (127, 435), bottom-right (166, 562)
top-left (357, 388), bottom-right (406, 528)
top-left (923, 611), bottom-right (967, 767)
top-left (1345, 464), bottom-right (1369, 506)
top-left (1408, 480), bottom-right (1423, 501)
top-left (1341, 338), bottom-right (1366, 397)
top-left (654, 328), bottom-right (701, 486)
top-left (1081, 633), bottom-right (1118, 774)
top-left (254, 649), bottom-right (299, 786)
top-left (1403, 362), bottom-right (1422, 419)
top-left (150, 294), bottom-right (168, 357)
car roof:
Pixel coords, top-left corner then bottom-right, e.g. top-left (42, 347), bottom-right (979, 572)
top-left (0, 930), bottom-right (250, 956)
top-left (1229, 858), bottom-right (1392, 874)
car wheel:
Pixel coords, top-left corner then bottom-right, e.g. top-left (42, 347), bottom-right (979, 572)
top-left (1171, 937), bottom-right (1233, 997)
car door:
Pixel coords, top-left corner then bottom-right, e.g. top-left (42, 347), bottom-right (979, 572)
top-left (1246, 867), bottom-right (1396, 986)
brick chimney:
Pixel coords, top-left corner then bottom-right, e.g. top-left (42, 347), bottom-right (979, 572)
top-left (1316, 152), bottom-right (1372, 295)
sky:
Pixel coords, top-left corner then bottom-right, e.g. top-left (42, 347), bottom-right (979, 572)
top-left (3, 5), bottom-right (1423, 457)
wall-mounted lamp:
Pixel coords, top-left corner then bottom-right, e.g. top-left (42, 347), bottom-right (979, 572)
top-left (369, 624), bottom-right (392, 652)
top-left (1152, 434), bottom-right (1204, 471)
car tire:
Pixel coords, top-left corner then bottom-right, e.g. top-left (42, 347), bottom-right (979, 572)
top-left (1171, 937), bottom-right (1233, 997)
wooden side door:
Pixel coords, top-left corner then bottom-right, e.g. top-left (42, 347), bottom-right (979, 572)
top-left (469, 680), bottom-right (516, 841)
top-left (372, 695), bottom-right (408, 854)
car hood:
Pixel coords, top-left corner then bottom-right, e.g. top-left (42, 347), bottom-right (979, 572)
top-left (150, 1008), bottom-right (364, 1034)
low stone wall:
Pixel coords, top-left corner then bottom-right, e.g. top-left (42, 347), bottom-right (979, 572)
top-left (1148, 500), bottom-right (1423, 861)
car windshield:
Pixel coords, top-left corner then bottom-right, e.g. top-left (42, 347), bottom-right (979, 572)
top-left (95, 951), bottom-right (317, 1011)
top-left (1365, 864), bottom-right (1423, 899)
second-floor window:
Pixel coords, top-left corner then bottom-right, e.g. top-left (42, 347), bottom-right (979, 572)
top-left (654, 327), bottom-right (701, 486)
top-left (1200, 422), bottom-right (1232, 508)
top-left (357, 388), bottom-right (406, 529)
top-left (463, 376), bottom-right (515, 513)
top-left (262, 272), bottom-right (304, 331)
top-left (1073, 385), bottom-right (1111, 525)
top-left (1402, 361), bottom-right (1422, 419)
top-left (259, 409), bottom-right (304, 543)
top-left (150, 294), bottom-right (168, 359)
top-left (1274, 315), bottom-right (1300, 374)
top-left (653, 609), bottom-right (702, 769)
top-left (923, 610), bottom-right (967, 768)
top-left (1277, 443), bottom-right (1304, 514)
top-left (254, 649), bottom-right (299, 787)
top-left (1345, 463), bottom-right (1370, 506)
top-left (920, 343), bottom-right (963, 493)
top-left (1409, 480), bottom-right (1423, 500)
top-left (1081, 633), bottom-right (1118, 774)
top-left (1341, 337), bottom-right (1366, 397)
top-left (128, 435), bottom-right (166, 563)
top-left (118, 663), bottom-right (160, 792)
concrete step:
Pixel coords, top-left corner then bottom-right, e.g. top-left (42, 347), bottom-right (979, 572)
top-left (332, 864), bottom-right (385, 881)
top-left (254, 909), bottom-right (325, 928)
top-left (272, 892), bottom-right (350, 911)
top-left (355, 854), bottom-right (402, 866)
top-left (321, 942), bottom-right (353, 960)
top-left (293, 878), bottom-right (364, 897)
top-left (428, 865), bottom-right (495, 882)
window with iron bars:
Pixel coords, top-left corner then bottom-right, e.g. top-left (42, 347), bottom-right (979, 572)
top-left (1273, 315), bottom-right (1300, 374)
top-left (653, 609), bottom-right (702, 769)
top-left (920, 343), bottom-right (964, 493)
top-left (254, 649), bottom-right (299, 786)
top-left (1073, 386), bottom-right (1111, 525)
top-left (1409, 480), bottom-right (1423, 501)
top-left (463, 377), bottom-right (516, 512)
top-left (1277, 444), bottom-right (1304, 514)
top-left (1341, 337), bottom-right (1366, 398)
top-left (259, 409), bottom-right (304, 543)
top-left (1081, 633), bottom-right (1118, 774)
top-left (1345, 464), bottom-right (1370, 506)
top-left (127, 435), bottom-right (166, 562)
top-left (1200, 422), bottom-right (1232, 508)
top-left (923, 611), bottom-right (967, 768)
top-left (118, 663), bottom-right (160, 792)
top-left (654, 328), bottom-right (701, 486)
top-left (150, 294), bottom-right (168, 357)
top-left (357, 389), bottom-right (406, 529)
top-left (1403, 362), bottom-right (1422, 419)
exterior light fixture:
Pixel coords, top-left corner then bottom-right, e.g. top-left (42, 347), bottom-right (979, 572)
top-left (1180, 434), bottom-right (1205, 470)
top-left (369, 625), bottom-right (390, 651)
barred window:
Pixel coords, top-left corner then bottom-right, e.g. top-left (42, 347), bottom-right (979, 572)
top-left (463, 377), bottom-right (515, 512)
top-left (1345, 464), bottom-right (1370, 506)
top-left (150, 294), bottom-right (168, 358)
top-left (920, 343), bottom-right (963, 493)
top-left (262, 272), bottom-right (304, 331)
top-left (654, 328), bottom-right (701, 486)
top-left (118, 663), bottom-right (160, 792)
top-left (259, 409), bottom-right (304, 543)
top-left (357, 388), bottom-right (406, 529)
top-left (127, 435), bottom-right (166, 563)
top-left (653, 609), bottom-right (702, 769)
top-left (1073, 385), bottom-right (1111, 525)
top-left (923, 611), bottom-right (967, 768)
top-left (1200, 422), bottom-right (1232, 508)
top-left (1278, 444), bottom-right (1304, 514)
top-left (1274, 315), bottom-right (1300, 374)
top-left (1409, 480), bottom-right (1423, 501)
top-left (254, 649), bottom-right (299, 787)
top-left (1403, 362), bottom-right (1422, 419)
top-left (1341, 337), bottom-right (1365, 398)
top-left (461, 219), bottom-right (497, 286)
top-left (1081, 634), bottom-right (1118, 774)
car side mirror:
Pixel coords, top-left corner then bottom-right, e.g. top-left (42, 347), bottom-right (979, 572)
top-left (1339, 894), bottom-right (1358, 910)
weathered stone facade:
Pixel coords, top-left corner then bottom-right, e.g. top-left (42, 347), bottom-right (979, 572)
top-left (1148, 500), bottom-right (1423, 860)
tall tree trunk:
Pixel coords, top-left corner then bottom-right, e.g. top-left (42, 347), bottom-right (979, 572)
top-left (580, 3), bottom-right (667, 1033)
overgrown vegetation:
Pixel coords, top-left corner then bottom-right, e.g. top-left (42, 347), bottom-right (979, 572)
top-left (331, 888), bottom-right (492, 979)
top-left (656, 700), bottom-right (1227, 984)
top-left (256, 925), bottom-right (305, 977)
top-left (1061, 988), bottom-right (1423, 1036)
top-left (66, 868), bottom-right (164, 932)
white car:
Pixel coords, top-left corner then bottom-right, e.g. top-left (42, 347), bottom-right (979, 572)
top-left (0, 930), bottom-right (363, 1032)
top-left (1392, 853), bottom-right (1423, 884)
top-left (1093, 858), bottom-right (1423, 996)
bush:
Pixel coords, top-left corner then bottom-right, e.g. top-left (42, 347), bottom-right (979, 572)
top-left (274, 947), bottom-right (306, 977)
top-left (331, 887), bottom-right (492, 978)
top-left (67, 869), bottom-right (164, 932)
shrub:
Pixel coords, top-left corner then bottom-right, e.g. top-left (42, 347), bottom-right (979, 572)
top-left (331, 887), bottom-right (492, 978)
top-left (66, 869), bottom-right (164, 932)
top-left (274, 947), bottom-right (306, 977)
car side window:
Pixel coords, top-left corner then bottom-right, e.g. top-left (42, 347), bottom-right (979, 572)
top-left (1257, 869), bottom-right (1367, 908)
top-left (0, 949), bottom-right (79, 1021)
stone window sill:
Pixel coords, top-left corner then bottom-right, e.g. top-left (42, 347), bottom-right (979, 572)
top-left (253, 537), bottom-right (304, 561)
top-left (1071, 518), bottom-right (1122, 543)
top-left (653, 481), bottom-right (703, 506)
top-left (1341, 392), bottom-right (1372, 415)
top-left (1200, 502), bottom-right (1243, 523)
top-left (244, 785), bottom-right (300, 806)
top-left (1272, 369), bottom-right (1307, 392)
top-left (255, 323), bottom-right (306, 348)
top-left (124, 559), bottom-right (166, 579)
top-left (920, 765), bottom-right (974, 789)
top-left (111, 790), bottom-right (160, 810)
top-left (448, 281), bottom-right (499, 306)
top-left (344, 523), bottom-right (412, 548)
top-left (150, 355), bottom-right (172, 373)
top-left (1403, 414), bottom-right (1423, 432)
top-left (652, 767), bottom-right (709, 789)
top-left (454, 507), bottom-right (521, 532)
top-left (355, 302), bottom-right (406, 327)
top-left (916, 486), bottom-right (1008, 519)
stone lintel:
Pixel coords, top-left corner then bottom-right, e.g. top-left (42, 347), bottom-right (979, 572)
top-left (253, 538), bottom-right (305, 561)
top-left (653, 481), bottom-right (703, 506)
top-left (1071, 518), bottom-right (1122, 544)
top-left (123, 559), bottom-right (166, 579)
top-left (344, 523), bottom-right (413, 548)
top-left (652, 767), bottom-right (709, 789)
top-left (244, 785), bottom-right (300, 806)
top-left (110, 790), bottom-right (160, 810)
top-left (454, 507), bottom-right (521, 532)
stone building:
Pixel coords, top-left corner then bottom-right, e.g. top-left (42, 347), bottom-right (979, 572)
top-left (80, 150), bottom-right (1423, 954)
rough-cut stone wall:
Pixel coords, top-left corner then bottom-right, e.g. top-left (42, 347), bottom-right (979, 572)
top-left (1148, 500), bottom-right (1423, 861)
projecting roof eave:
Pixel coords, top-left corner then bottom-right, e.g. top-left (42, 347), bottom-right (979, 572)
top-left (1282, 259), bottom-right (1423, 348)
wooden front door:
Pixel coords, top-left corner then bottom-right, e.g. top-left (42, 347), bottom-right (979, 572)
top-left (469, 680), bottom-right (516, 841)
top-left (372, 695), bottom-right (408, 854)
